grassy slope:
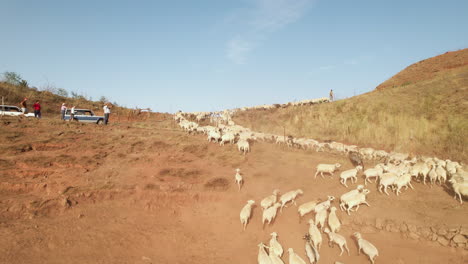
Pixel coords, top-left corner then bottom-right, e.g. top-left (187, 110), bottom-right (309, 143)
top-left (234, 50), bottom-right (468, 162)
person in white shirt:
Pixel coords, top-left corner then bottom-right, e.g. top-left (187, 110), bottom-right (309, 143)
top-left (61, 103), bottom-right (67, 120)
top-left (103, 103), bottom-right (111, 125)
top-left (69, 106), bottom-right (76, 122)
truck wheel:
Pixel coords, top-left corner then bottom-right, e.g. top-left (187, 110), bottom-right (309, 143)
top-left (97, 119), bottom-right (103, 125)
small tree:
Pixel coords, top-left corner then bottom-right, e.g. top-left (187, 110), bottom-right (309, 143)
top-left (99, 96), bottom-right (108, 103)
top-left (19, 80), bottom-right (28, 87)
top-left (56, 88), bottom-right (69, 97)
top-left (2, 71), bottom-right (24, 85)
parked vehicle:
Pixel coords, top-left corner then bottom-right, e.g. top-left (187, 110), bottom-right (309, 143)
top-left (64, 109), bottom-right (104, 124)
top-left (0, 105), bottom-right (35, 117)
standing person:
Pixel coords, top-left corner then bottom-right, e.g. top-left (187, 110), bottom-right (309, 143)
top-left (33, 100), bottom-right (41, 119)
top-left (60, 103), bottom-right (67, 120)
top-left (70, 105), bottom-right (76, 122)
top-left (103, 103), bottom-right (111, 125)
top-left (20, 97), bottom-right (28, 113)
top-left (329, 89), bottom-right (334, 102)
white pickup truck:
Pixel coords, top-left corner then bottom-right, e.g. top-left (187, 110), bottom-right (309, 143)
top-left (0, 105), bottom-right (35, 117)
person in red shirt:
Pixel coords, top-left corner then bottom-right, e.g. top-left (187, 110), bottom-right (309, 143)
top-left (33, 100), bottom-right (41, 119)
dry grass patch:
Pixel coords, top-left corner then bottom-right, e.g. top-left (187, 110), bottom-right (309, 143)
top-left (234, 66), bottom-right (468, 161)
top-left (204, 177), bottom-right (230, 191)
top-left (158, 168), bottom-right (203, 178)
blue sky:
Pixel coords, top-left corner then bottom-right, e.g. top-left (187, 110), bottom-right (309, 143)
top-left (1, 0), bottom-right (467, 113)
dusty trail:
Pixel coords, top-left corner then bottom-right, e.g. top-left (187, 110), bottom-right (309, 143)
top-left (0, 118), bottom-right (466, 263)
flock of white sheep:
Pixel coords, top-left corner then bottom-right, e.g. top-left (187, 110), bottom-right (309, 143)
top-left (237, 157), bottom-right (465, 264)
top-left (174, 110), bottom-right (467, 204)
top-left (183, 97), bottom-right (332, 123)
top-left (174, 106), bottom-right (467, 264)
top-left (239, 176), bottom-right (379, 264)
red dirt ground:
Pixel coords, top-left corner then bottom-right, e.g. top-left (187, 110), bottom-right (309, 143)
top-left (0, 117), bottom-right (466, 264)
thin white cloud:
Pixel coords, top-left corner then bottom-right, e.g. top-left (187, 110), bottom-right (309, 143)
top-left (319, 65), bottom-right (334, 70)
top-left (226, 0), bottom-right (315, 64)
top-left (250, 0), bottom-right (312, 32)
top-left (227, 36), bottom-right (255, 65)
top-left (343, 59), bottom-right (359, 65)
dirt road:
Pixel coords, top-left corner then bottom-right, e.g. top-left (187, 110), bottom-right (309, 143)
top-left (0, 117), bottom-right (466, 263)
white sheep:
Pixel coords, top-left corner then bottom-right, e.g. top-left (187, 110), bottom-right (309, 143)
top-left (287, 248), bottom-right (307, 264)
top-left (323, 227), bottom-right (350, 256)
top-left (261, 189), bottom-right (280, 210)
top-left (304, 233), bottom-right (320, 263)
top-left (263, 203), bottom-right (281, 228)
top-left (269, 253), bottom-right (284, 264)
top-left (315, 163), bottom-right (341, 178)
top-left (386, 162), bottom-right (409, 175)
top-left (394, 173), bottom-right (414, 196)
top-left (207, 130), bottom-right (221, 142)
top-left (304, 241), bottom-right (316, 264)
top-left (340, 165), bottom-right (363, 187)
top-left (359, 148), bottom-right (375, 159)
top-left (258, 243), bottom-right (273, 264)
top-left (235, 168), bottom-right (243, 191)
top-left (353, 232), bottom-right (379, 264)
top-left (314, 195), bottom-right (335, 213)
top-left (434, 157), bottom-right (447, 168)
top-left (448, 177), bottom-right (468, 204)
top-left (269, 232), bottom-right (284, 257)
top-left (279, 189), bottom-right (303, 212)
top-left (342, 189), bottom-right (371, 215)
top-left (446, 160), bottom-right (462, 175)
top-left (297, 199), bottom-right (320, 220)
top-left (328, 206), bottom-right (341, 233)
top-left (315, 207), bottom-right (328, 231)
top-left (237, 139), bottom-right (250, 155)
top-left (240, 200), bottom-right (255, 231)
top-left (307, 219), bottom-right (323, 250)
top-left (410, 162), bottom-right (430, 184)
top-left (275, 136), bottom-right (286, 145)
top-left (364, 164), bottom-right (385, 185)
top-left (339, 185), bottom-right (365, 211)
top-left (388, 152), bottom-right (409, 164)
top-left (220, 132), bottom-right (235, 146)
top-left (435, 165), bottom-right (447, 185)
top-left (428, 165), bottom-right (438, 186)
top-left (374, 150), bottom-right (389, 160)
top-left (378, 172), bottom-right (399, 195)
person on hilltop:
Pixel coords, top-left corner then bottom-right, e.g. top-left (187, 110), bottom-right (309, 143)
top-left (103, 103), bottom-right (111, 125)
top-left (60, 103), bottom-right (67, 120)
top-left (329, 89), bottom-right (334, 102)
top-left (33, 100), bottom-right (41, 119)
top-left (20, 97), bottom-right (28, 113)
